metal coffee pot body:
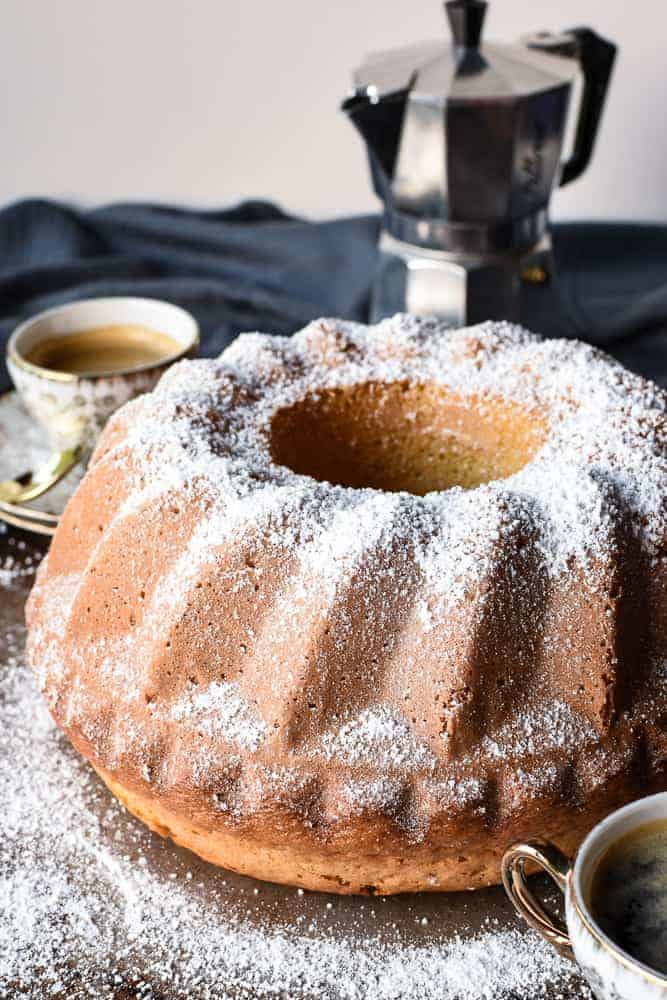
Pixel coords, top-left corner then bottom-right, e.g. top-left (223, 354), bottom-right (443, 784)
top-left (343, 1), bottom-right (616, 326)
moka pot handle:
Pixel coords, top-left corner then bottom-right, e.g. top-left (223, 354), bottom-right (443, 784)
top-left (559, 28), bottom-right (617, 186)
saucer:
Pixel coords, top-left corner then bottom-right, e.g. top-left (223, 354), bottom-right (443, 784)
top-left (0, 388), bottom-right (85, 519)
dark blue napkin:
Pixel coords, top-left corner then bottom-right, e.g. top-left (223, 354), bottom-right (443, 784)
top-left (1, 199), bottom-right (666, 390)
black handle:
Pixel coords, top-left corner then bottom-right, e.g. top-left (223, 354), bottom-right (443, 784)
top-left (559, 28), bottom-right (616, 186)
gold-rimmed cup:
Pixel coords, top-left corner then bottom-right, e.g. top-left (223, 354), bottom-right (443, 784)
top-left (3, 297), bottom-right (199, 505)
top-left (502, 792), bottom-right (667, 999)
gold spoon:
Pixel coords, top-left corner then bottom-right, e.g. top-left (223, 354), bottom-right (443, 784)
top-left (0, 446), bottom-right (81, 505)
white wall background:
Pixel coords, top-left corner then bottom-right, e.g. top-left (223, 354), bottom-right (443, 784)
top-left (1, 0), bottom-right (664, 221)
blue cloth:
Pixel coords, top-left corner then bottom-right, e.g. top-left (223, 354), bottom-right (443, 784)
top-left (1, 199), bottom-right (667, 390)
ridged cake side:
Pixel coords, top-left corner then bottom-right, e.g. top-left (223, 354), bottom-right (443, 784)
top-left (26, 316), bottom-right (667, 892)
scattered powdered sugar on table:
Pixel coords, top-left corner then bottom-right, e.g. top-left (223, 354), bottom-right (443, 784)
top-left (0, 525), bottom-right (40, 589)
top-left (0, 619), bottom-right (588, 998)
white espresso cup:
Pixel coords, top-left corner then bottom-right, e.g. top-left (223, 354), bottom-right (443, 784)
top-left (3, 297), bottom-right (199, 506)
top-left (502, 792), bottom-right (667, 999)
top-left (7, 296), bottom-right (199, 451)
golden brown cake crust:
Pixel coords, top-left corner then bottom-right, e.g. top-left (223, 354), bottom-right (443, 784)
top-left (98, 765), bottom-right (664, 894)
top-left (26, 316), bottom-right (667, 893)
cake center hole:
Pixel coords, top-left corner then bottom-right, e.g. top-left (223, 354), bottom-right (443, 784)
top-left (270, 381), bottom-right (546, 495)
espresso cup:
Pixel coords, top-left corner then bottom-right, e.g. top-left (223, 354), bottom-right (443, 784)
top-left (0, 298), bottom-right (199, 508)
top-left (3, 297), bottom-right (199, 505)
top-left (502, 793), bottom-right (667, 999)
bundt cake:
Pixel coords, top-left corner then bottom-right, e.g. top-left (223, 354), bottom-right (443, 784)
top-left (26, 315), bottom-right (667, 894)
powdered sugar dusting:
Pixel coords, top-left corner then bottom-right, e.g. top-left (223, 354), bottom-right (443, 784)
top-left (171, 680), bottom-right (269, 750)
top-left (315, 706), bottom-right (435, 770)
top-left (113, 315), bottom-right (667, 615)
top-left (111, 315), bottom-right (667, 582)
top-left (479, 701), bottom-right (597, 761)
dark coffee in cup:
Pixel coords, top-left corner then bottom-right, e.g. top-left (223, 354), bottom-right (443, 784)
top-left (25, 324), bottom-right (182, 376)
top-left (591, 818), bottom-right (667, 975)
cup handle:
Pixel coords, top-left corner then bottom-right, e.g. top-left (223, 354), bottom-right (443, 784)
top-left (501, 840), bottom-right (573, 958)
top-left (0, 446), bottom-right (81, 505)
